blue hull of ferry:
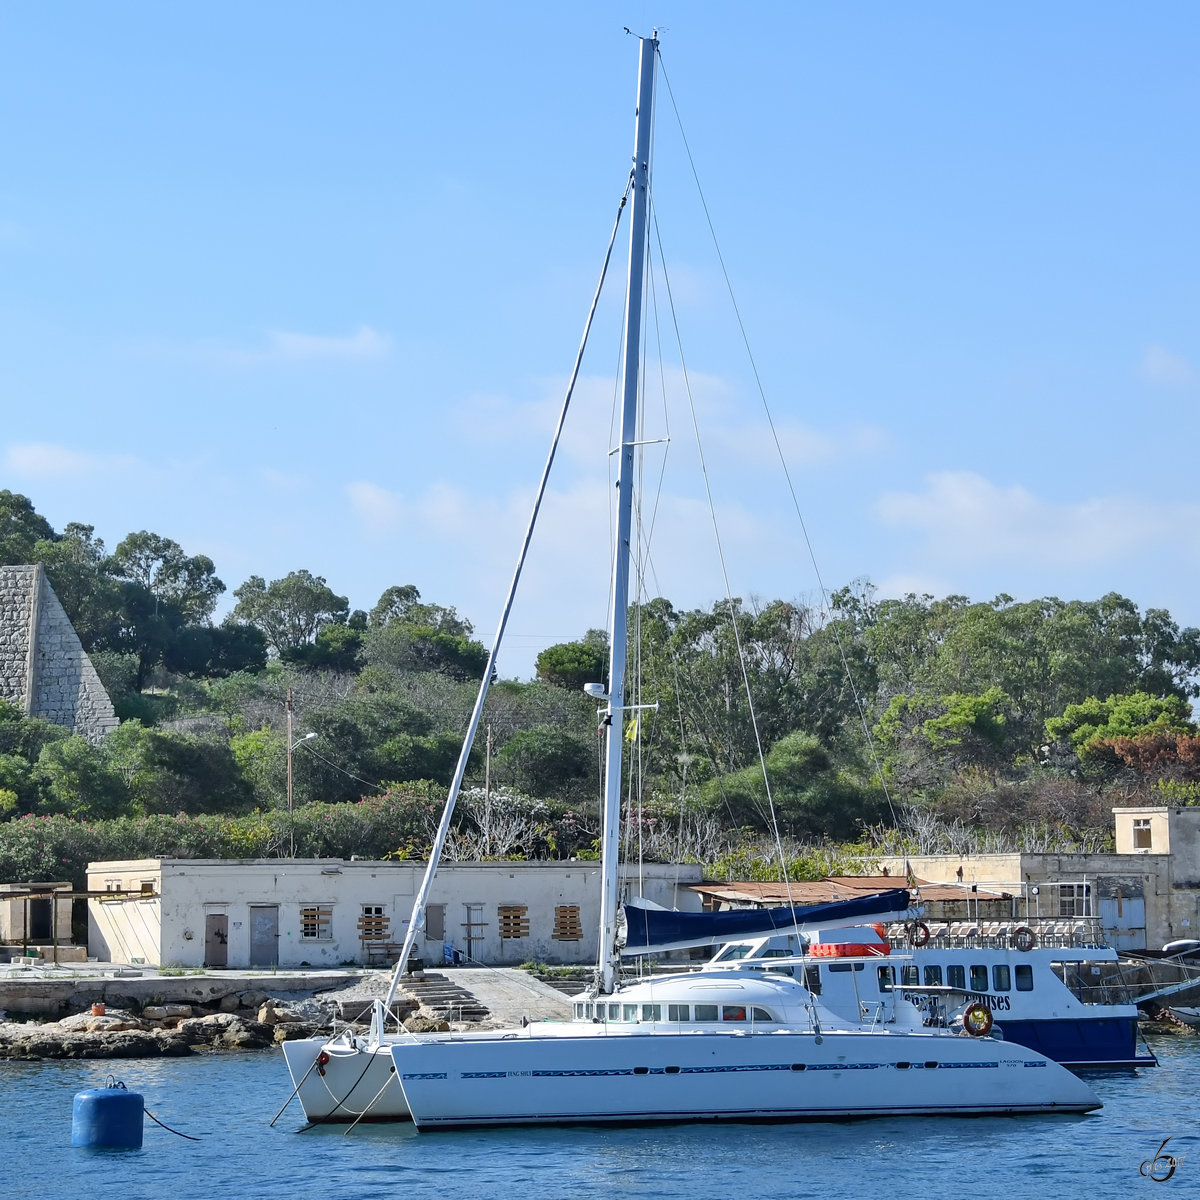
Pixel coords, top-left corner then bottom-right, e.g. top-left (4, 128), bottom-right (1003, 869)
top-left (994, 1016), bottom-right (1155, 1069)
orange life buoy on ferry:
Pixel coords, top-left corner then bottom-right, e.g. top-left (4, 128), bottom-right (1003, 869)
top-left (1011, 926), bottom-right (1036, 952)
top-left (810, 941), bottom-right (891, 958)
top-left (906, 920), bottom-right (931, 948)
top-left (963, 1003), bottom-right (994, 1037)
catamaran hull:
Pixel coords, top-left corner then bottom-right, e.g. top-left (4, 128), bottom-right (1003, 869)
top-left (281, 1036), bottom-right (410, 1123)
top-left (390, 1027), bottom-right (1100, 1130)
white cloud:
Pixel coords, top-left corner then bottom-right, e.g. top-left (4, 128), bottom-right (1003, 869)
top-left (346, 480), bottom-right (405, 530)
top-left (1142, 344), bottom-right (1196, 387)
top-left (261, 467), bottom-right (308, 491)
top-left (261, 326), bottom-right (391, 362)
top-left (3, 441), bottom-right (142, 478)
top-left (130, 325), bottom-right (392, 366)
top-left (877, 471), bottom-right (1198, 567)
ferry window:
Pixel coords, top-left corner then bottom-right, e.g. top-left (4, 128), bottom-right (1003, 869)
top-left (1133, 818), bottom-right (1152, 849)
top-left (970, 965), bottom-right (988, 991)
top-left (498, 904), bottom-right (530, 939)
top-left (641, 1004), bottom-right (661, 1022)
top-left (694, 1004), bottom-right (719, 1021)
top-left (668, 1004), bottom-right (689, 1021)
top-left (623, 1004), bottom-right (638, 1021)
top-left (993, 965), bottom-right (1011, 992)
top-left (553, 905), bottom-right (582, 940)
top-left (1015, 965), bottom-right (1034, 991)
top-left (947, 965), bottom-right (966, 991)
top-left (877, 966), bottom-right (895, 992)
top-left (722, 1005), bottom-right (747, 1022)
top-left (751, 1007), bottom-right (773, 1022)
top-left (901, 965), bottom-right (919, 987)
top-left (300, 905), bottom-right (332, 940)
top-left (924, 965), bottom-right (943, 987)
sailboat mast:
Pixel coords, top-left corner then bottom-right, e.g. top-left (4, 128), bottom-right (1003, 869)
top-left (597, 30), bottom-right (657, 996)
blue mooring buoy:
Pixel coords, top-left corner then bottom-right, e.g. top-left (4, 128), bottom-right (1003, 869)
top-left (72, 1077), bottom-right (144, 1149)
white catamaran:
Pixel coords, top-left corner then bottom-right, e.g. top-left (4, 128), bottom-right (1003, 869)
top-left (281, 30), bottom-right (1099, 1130)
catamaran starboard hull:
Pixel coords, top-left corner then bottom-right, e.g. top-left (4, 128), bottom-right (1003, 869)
top-left (390, 1026), bottom-right (1100, 1130)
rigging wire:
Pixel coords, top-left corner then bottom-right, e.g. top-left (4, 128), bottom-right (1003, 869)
top-left (656, 53), bottom-right (903, 843)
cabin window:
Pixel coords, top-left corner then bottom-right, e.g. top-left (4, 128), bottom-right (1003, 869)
top-left (641, 1004), bottom-right (661, 1021)
top-left (877, 966), bottom-right (895, 993)
top-left (300, 905), bottom-right (332, 940)
top-left (622, 1004), bottom-right (638, 1021)
top-left (716, 944), bottom-right (751, 961)
top-left (498, 905), bottom-right (530, 939)
top-left (608, 1003), bottom-right (621, 1020)
top-left (827, 962), bottom-right (864, 973)
top-left (803, 965), bottom-right (822, 994)
top-left (722, 1005), bottom-right (747, 1022)
top-left (140, 880), bottom-right (155, 895)
top-left (947, 965), bottom-right (966, 991)
top-left (924, 965), bottom-right (943, 987)
top-left (969, 965), bottom-right (988, 991)
top-left (574, 1003), bottom-right (585, 1019)
top-left (694, 1004), bottom-right (719, 1021)
top-left (752, 1007), bottom-right (773, 1022)
top-left (901, 965), bottom-right (919, 987)
top-left (668, 1004), bottom-right (689, 1021)
top-left (1133, 818), bottom-right (1152, 850)
top-left (993, 965), bottom-right (1011, 992)
top-left (1015, 965), bottom-right (1034, 991)
top-left (553, 905), bottom-right (582, 940)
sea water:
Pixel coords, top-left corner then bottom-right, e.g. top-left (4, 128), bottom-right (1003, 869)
top-left (4, 1036), bottom-right (1196, 1200)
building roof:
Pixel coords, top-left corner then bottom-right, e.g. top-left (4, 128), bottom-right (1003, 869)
top-left (691, 874), bottom-right (1011, 906)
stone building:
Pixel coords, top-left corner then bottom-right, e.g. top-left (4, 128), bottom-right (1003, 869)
top-left (86, 858), bottom-right (704, 970)
top-left (0, 563), bottom-right (117, 742)
top-left (877, 806), bottom-right (1200, 953)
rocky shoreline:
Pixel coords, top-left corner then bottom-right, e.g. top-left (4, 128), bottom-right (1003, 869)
top-left (0, 969), bottom-right (413, 1060)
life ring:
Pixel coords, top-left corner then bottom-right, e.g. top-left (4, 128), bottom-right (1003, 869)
top-left (906, 920), bottom-right (931, 948)
top-left (963, 1003), bottom-right (994, 1037)
top-left (1011, 926), bottom-right (1036, 952)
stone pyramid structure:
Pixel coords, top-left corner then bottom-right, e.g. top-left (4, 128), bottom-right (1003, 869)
top-left (0, 564), bottom-right (118, 743)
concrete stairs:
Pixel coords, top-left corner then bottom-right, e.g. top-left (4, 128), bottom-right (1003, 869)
top-left (401, 971), bottom-right (490, 1022)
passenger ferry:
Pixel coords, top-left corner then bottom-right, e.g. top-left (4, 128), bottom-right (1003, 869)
top-left (708, 914), bottom-right (1156, 1070)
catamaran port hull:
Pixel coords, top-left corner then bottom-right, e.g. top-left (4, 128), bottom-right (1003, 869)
top-left (281, 1036), bottom-right (410, 1123)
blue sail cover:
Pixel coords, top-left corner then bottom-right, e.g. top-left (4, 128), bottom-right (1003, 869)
top-left (621, 888), bottom-right (913, 955)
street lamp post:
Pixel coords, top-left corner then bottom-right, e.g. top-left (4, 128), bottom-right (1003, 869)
top-left (286, 688), bottom-right (317, 858)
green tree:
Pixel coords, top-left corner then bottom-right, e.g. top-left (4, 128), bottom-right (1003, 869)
top-left (1045, 691), bottom-right (1195, 757)
top-left (498, 724), bottom-right (595, 798)
top-left (233, 570), bottom-right (350, 657)
top-left (536, 630), bottom-right (608, 691)
top-left (0, 491), bottom-right (55, 563)
top-left (34, 736), bottom-right (128, 818)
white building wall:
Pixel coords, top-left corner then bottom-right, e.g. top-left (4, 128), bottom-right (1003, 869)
top-left (85, 858), bottom-right (703, 969)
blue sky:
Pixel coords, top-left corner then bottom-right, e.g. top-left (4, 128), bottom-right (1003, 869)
top-left (3, 3), bottom-right (1199, 679)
